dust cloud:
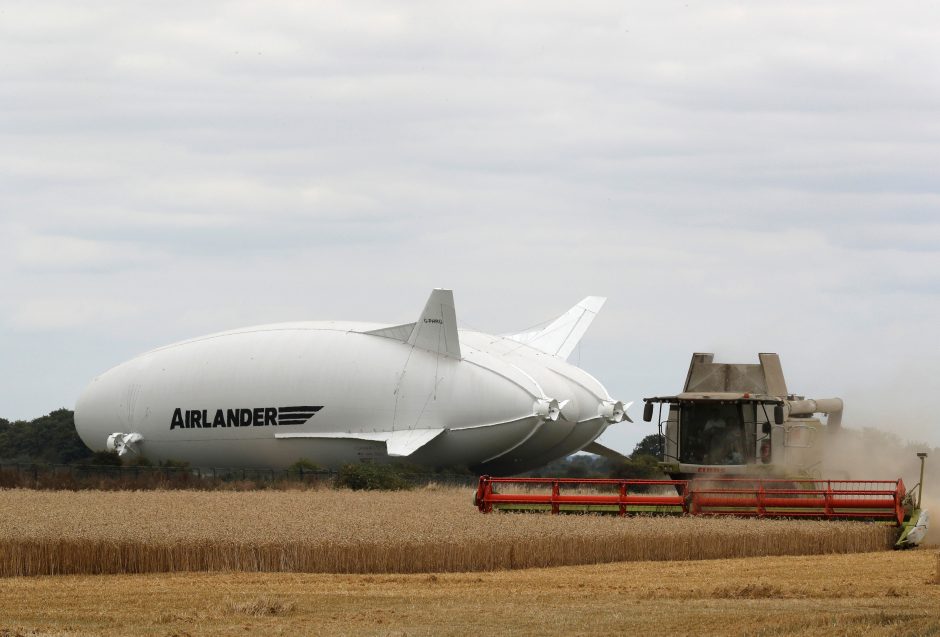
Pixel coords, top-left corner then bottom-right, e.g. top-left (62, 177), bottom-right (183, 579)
top-left (821, 425), bottom-right (937, 545)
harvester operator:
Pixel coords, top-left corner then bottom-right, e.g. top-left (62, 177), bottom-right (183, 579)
top-left (704, 416), bottom-right (745, 465)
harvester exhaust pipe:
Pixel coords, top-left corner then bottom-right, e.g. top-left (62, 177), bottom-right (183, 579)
top-left (778, 397), bottom-right (844, 427)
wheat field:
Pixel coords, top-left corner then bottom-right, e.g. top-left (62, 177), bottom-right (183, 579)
top-left (0, 486), bottom-right (898, 576)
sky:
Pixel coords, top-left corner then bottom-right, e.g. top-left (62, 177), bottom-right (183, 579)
top-left (1, 1), bottom-right (939, 455)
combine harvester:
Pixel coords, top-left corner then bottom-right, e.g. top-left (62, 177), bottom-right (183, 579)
top-left (475, 353), bottom-right (930, 549)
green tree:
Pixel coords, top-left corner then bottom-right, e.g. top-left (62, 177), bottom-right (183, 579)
top-left (608, 453), bottom-right (660, 479)
top-left (0, 409), bottom-right (93, 464)
top-left (631, 433), bottom-right (664, 460)
top-left (335, 463), bottom-right (415, 490)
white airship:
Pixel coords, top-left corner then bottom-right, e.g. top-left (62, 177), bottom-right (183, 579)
top-left (74, 289), bottom-right (630, 474)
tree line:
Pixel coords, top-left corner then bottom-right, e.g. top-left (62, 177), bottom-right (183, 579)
top-left (0, 409), bottom-right (103, 464)
top-left (524, 435), bottom-right (665, 479)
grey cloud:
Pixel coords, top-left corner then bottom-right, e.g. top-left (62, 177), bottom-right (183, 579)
top-left (1, 1), bottom-right (938, 458)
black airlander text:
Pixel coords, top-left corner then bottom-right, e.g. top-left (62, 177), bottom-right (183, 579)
top-left (170, 406), bottom-right (323, 430)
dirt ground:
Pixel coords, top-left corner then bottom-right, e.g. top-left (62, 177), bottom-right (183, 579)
top-left (0, 549), bottom-right (937, 637)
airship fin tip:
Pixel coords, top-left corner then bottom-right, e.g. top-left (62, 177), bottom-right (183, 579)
top-left (365, 289), bottom-right (462, 358)
top-left (505, 296), bottom-right (607, 360)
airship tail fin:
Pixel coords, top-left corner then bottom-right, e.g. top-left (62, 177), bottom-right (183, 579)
top-left (364, 288), bottom-right (462, 359)
top-left (505, 296), bottom-right (606, 360)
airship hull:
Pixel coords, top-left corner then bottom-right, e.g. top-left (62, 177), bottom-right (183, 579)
top-left (74, 290), bottom-right (626, 472)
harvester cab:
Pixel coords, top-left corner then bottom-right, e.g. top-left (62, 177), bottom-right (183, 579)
top-left (642, 353), bottom-right (842, 481)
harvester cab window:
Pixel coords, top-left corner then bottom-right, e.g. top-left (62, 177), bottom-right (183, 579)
top-left (678, 403), bottom-right (748, 465)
